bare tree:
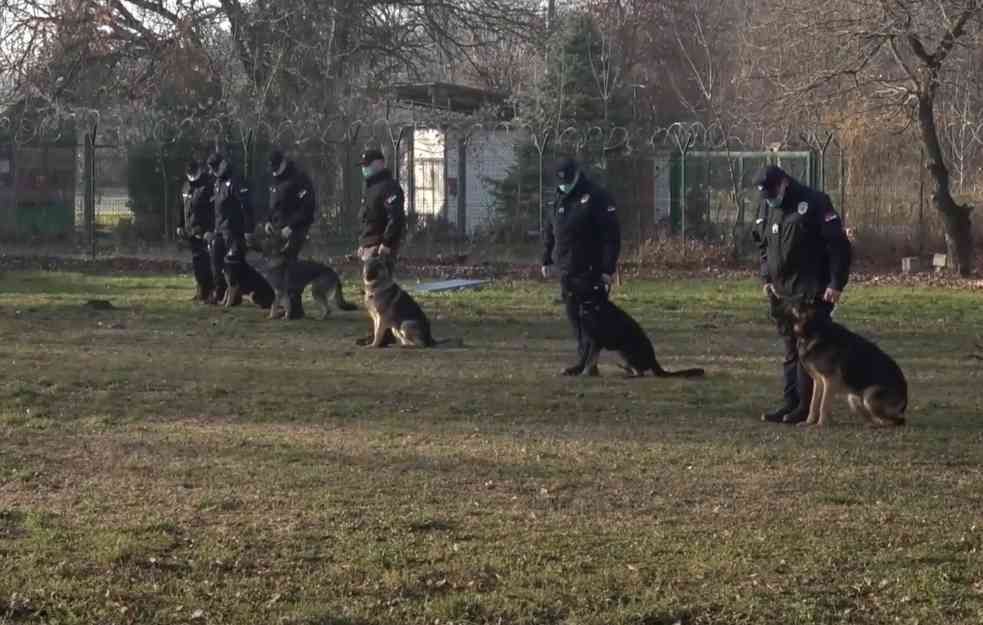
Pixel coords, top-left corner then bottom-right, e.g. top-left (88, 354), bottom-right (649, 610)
top-left (752, 0), bottom-right (983, 276)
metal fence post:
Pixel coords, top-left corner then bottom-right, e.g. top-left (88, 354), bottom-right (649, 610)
top-left (84, 126), bottom-right (96, 260)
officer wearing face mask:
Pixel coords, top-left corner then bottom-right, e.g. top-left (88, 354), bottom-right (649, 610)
top-left (753, 165), bottom-right (852, 424)
top-left (357, 148), bottom-right (405, 263)
top-left (542, 158), bottom-right (621, 376)
top-left (264, 149), bottom-right (316, 319)
top-left (206, 151), bottom-right (253, 307)
top-left (176, 159), bottom-right (215, 303)
top-left (354, 148), bottom-right (405, 346)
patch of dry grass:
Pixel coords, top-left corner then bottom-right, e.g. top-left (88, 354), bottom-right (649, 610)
top-left (1, 270), bottom-right (982, 624)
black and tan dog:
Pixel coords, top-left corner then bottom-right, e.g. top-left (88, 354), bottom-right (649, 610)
top-left (230, 261), bottom-right (277, 309)
top-left (248, 228), bottom-right (357, 320)
top-left (575, 279), bottom-right (705, 378)
top-left (361, 255), bottom-right (457, 348)
top-left (790, 302), bottom-right (907, 427)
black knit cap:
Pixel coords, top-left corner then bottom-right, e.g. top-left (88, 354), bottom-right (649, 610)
top-left (358, 148), bottom-right (385, 166)
top-left (754, 165), bottom-right (787, 197)
top-left (556, 158), bottom-right (579, 184)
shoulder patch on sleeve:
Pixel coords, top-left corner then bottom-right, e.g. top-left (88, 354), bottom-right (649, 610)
top-left (797, 201), bottom-right (809, 215)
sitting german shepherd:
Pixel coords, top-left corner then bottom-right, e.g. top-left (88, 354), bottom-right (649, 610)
top-left (573, 278), bottom-right (705, 378)
top-left (248, 228), bottom-right (357, 320)
top-left (361, 255), bottom-right (458, 348)
top-left (790, 302), bottom-right (907, 427)
top-left (227, 261), bottom-right (276, 309)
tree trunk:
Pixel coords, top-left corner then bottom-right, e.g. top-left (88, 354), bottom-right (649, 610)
top-left (918, 93), bottom-right (975, 276)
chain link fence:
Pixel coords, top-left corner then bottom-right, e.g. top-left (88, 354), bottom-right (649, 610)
top-left (2, 109), bottom-right (973, 266)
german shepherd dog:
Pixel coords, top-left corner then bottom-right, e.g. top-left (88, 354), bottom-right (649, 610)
top-left (233, 261), bottom-right (277, 309)
top-left (249, 228), bottom-right (357, 320)
top-left (361, 255), bottom-right (458, 348)
top-left (573, 278), bottom-right (705, 378)
top-left (790, 302), bottom-right (907, 427)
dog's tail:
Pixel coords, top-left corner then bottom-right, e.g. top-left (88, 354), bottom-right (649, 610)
top-left (651, 361), bottom-right (705, 378)
top-left (333, 282), bottom-right (358, 311)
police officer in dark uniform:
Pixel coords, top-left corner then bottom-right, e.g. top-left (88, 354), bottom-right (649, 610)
top-left (542, 158), bottom-right (621, 376)
top-left (754, 165), bottom-right (852, 424)
top-left (355, 148), bottom-right (405, 346)
top-left (176, 159), bottom-right (215, 303)
top-left (264, 149), bottom-right (317, 319)
top-left (357, 148), bottom-right (405, 262)
top-left (205, 152), bottom-right (253, 307)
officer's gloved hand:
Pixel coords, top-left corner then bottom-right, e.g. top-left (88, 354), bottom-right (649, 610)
top-left (264, 222), bottom-right (275, 236)
top-left (281, 226), bottom-right (293, 239)
top-left (541, 265), bottom-right (553, 279)
top-left (176, 227), bottom-right (185, 239)
top-left (600, 273), bottom-right (613, 292)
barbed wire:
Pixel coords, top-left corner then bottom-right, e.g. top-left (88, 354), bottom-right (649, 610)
top-left (0, 107), bottom-right (883, 169)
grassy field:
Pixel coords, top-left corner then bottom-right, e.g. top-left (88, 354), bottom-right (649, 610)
top-left (1, 267), bottom-right (982, 625)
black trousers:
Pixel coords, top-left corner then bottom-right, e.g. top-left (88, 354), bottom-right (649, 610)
top-left (560, 273), bottom-right (602, 369)
top-left (770, 294), bottom-right (834, 411)
top-left (189, 237), bottom-right (213, 293)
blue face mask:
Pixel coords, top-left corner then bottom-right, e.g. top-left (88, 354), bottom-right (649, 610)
top-left (558, 171), bottom-right (579, 194)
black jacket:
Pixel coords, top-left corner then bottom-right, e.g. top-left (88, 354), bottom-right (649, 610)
top-left (212, 161), bottom-right (252, 237)
top-left (268, 161), bottom-right (316, 230)
top-left (543, 176), bottom-right (621, 277)
top-left (754, 179), bottom-right (852, 300)
top-left (179, 173), bottom-right (214, 235)
top-left (359, 169), bottom-right (406, 249)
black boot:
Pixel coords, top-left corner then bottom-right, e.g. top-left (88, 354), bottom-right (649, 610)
top-left (285, 292), bottom-right (305, 320)
top-left (782, 365), bottom-right (814, 424)
top-left (761, 405), bottom-right (795, 423)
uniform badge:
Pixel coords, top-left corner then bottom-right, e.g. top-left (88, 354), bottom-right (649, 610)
top-left (581, 194), bottom-right (591, 204)
top-left (772, 223), bottom-right (779, 234)
top-left (797, 202), bottom-right (809, 215)
top-left (755, 218), bottom-right (764, 225)
top-left (607, 205), bottom-right (616, 213)
top-left (225, 181), bottom-right (232, 188)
